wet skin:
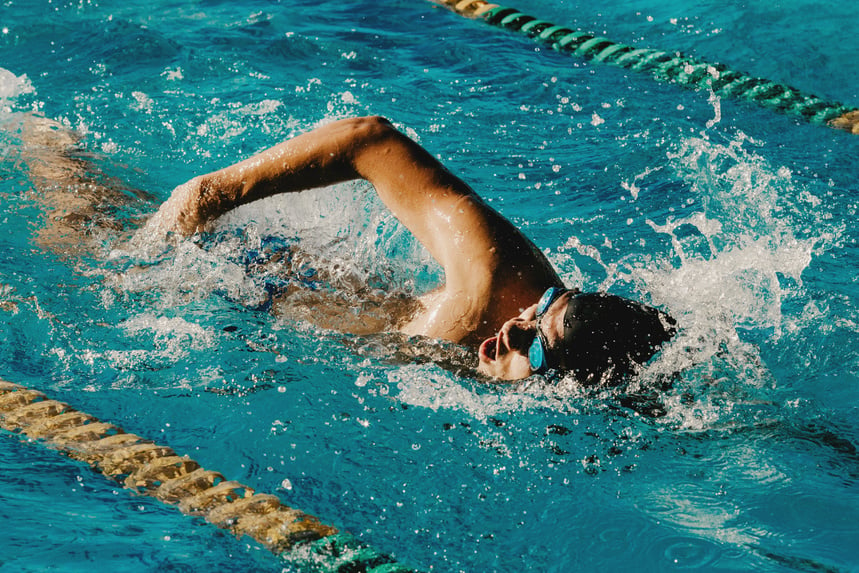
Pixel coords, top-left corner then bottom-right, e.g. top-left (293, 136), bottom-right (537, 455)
top-left (147, 116), bottom-right (565, 377)
top-left (16, 115), bottom-right (665, 383)
top-left (476, 290), bottom-right (575, 380)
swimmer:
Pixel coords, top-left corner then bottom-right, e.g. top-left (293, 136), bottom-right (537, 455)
top-left (147, 116), bottom-right (676, 384)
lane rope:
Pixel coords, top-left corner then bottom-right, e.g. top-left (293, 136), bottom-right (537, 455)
top-left (430, 0), bottom-right (859, 134)
top-left (0, 378), bottom-right (420, 573)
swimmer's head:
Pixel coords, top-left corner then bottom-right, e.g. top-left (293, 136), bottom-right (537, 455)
top-left (477, 288), bottom-right (677, 383)
top-left (553, 291), bottom-right (676, 384)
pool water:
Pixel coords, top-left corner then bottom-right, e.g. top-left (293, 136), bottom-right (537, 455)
top-left (2, 0), bottom-right (859, 571)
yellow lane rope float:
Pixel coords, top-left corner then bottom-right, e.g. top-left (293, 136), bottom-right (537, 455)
top-left (0, 378), bottom-right (420, 573)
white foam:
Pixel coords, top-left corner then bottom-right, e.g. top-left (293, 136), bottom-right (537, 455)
top-left (0, 68), bottom-right (35, 106)
top-left (116, 177), bottom-right (438, 316)
top-left (51, 313), bottom-right (216, 376)
top-left (646, 132), bottom-right (836, 329)
top-left (539, 130), bottom-right (840, 426)
top-left (120, 313), bottom-right (214, 349)
top-left (393, 363), bottom-right (587, 420)
top-left (112, 239), bottom-right (269, 308)
top-left (194, 99), bottom-right (286, 141)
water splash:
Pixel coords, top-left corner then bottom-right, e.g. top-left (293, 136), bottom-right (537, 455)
top-left (72, 314), bottom-right (216, 373)
top-left (117, 179), bottom-right (439, 315)
top-left (539, 128), bottom-right (843, 429)
top-left (0, 67), bottom-right (36, 111)
top-left (643, 131), bottom-right (840, 425)
top-left (650, 131), bottom-right (836, 323)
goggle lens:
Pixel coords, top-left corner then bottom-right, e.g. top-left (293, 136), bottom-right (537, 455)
top-left (528, 287), bottom-right (568, 372)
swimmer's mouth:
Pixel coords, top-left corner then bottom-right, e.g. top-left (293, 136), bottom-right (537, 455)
top-left (479, 336), bottom-right (498, 362)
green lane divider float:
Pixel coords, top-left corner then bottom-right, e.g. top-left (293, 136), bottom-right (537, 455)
top-left (0, 379), bottom-right (419, 573)
top-left (431, 0), bottom-right (859, 134)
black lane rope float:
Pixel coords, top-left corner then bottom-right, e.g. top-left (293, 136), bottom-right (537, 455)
top-left (0, 378), bottom-right (420, 573)
top-left (431, 0), bottom-right (859, 134)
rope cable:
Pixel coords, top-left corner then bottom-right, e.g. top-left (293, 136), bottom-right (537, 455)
top-left (0, 378), bottom-right (421, 573)
top-left (430, 0), bottom-right (859, 134)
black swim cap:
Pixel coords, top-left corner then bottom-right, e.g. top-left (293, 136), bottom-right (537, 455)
top-left (559, 292), bottom-right (676, 386)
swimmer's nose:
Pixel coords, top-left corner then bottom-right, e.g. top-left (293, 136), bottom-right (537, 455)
top-left (499, 318), bottom-right (536, 353)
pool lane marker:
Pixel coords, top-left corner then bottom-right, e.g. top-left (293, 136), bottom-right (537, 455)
top-left (0, 378), bottom-right (420, 573)
top-left (430, 0), bottom-right (859, 134)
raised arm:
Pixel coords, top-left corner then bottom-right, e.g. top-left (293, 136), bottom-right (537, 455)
top-left (153, 119), bottom-right (528, 271)
top-left (153, 117), bottom-right (477, 260)
top-left (147, 116), bottom-right (561, 341)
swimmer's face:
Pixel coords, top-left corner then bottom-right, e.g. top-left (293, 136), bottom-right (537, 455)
top-left (476, 290), bottom-right (573, 380)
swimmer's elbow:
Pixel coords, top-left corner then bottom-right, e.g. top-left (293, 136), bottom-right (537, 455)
top-left (343, 116), bottom-right (398, 146)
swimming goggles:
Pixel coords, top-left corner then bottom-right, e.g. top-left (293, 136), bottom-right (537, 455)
top-left (528, 287), bottom-right (569, 373)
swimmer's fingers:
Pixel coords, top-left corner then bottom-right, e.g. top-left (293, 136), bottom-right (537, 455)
top-left (130, 178), bottom-right (210, 251)
top-left (151, 178), bottom-right (208, 236)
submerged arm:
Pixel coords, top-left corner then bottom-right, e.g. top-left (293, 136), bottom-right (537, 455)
top-left (8, 113), bottom-right (154, 256)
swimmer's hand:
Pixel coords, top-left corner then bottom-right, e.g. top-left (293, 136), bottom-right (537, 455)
top-left (142, 177), bottom-right (210, 240)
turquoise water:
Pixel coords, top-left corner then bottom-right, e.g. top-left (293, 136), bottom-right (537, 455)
top-left (2, 0), bottom-right (859, 571)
